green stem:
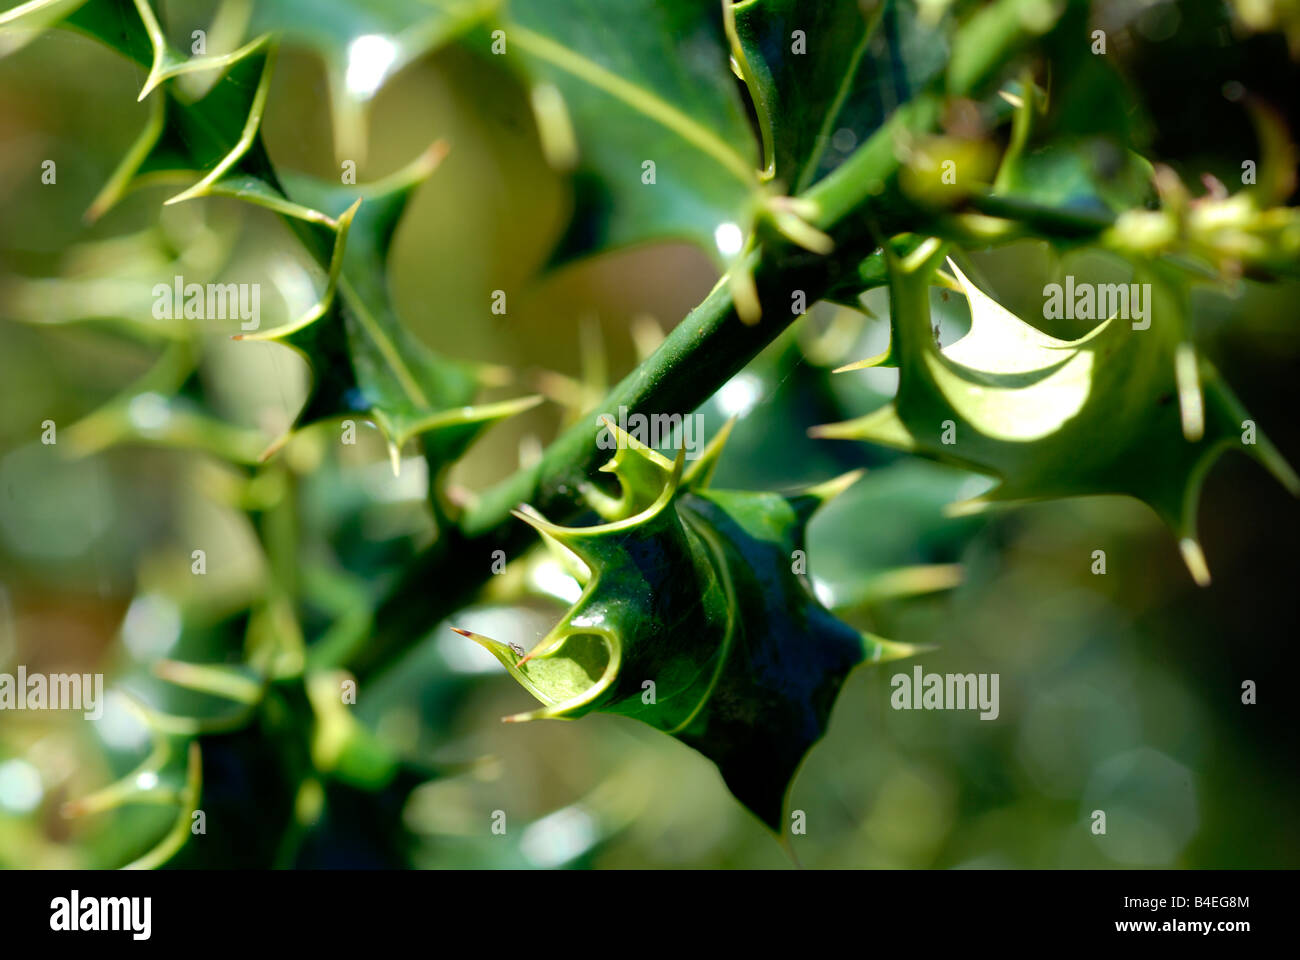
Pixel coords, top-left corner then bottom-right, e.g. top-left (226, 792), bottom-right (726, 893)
top-left (967, 191), bottom-right (1117, 237)
top-left (352, 241), bottom-right (877, 680)
top-left (348, 0), bottom-right (1072, 680)
top-left (350, 108), bottom-right (941, 680)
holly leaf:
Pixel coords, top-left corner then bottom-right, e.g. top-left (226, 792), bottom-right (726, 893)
top-left (493, 0), bottom-right (762, 268)
top-left (987, 70), bottom-right (1155, 224)
top-left (812, 238), bottom-right (1300, 584)
top-left (733, 0), bottom-right (948, 192)
top-left (992, 138), bottom-right (1155, 220)
top-left (10, 0), bottom-right (540, 471)
top-left (241, 0), bottom-right (494, 164)
top-left (32, 0), bottom-right (295, 222)
top-left (454, 421), bottom-right (923, 831)
top-left (237, 151), bottom-right (542, 471)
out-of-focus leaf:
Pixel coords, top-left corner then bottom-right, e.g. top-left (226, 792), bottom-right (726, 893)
top-left (239, 0), bottom-right (494, 163)
top-left (63, 340), bottom-right (268, 463)
top-left (0, 206), bottom-right (237, 340)
top-left (407, 773), bottom-right (642, 869)
top-left (809, 458), bottom-right (983, 601)
top-left (988, 71), bottom-right (1155, 222)
top-left (1229, 0), bottom-right (1300, 54)
top-left (993, 138), bottom-right (1154, 219)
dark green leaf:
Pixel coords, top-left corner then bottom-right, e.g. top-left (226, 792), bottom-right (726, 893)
top-left (734, 0), bottom-right (947, 192)
top-left (493, 0), bottom-right (762, 267)
top-left (455, 423), bottom-right (922, 830)
top-left (241, 153), bottom-right (542, 469)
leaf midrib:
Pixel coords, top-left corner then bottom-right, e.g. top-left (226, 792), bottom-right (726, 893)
top-left (337, 274), bottom-right (430, 409)
top-left (669, 507), bottom-right (738, 734)
top-left (509, 23), bottom-right (757, 185)
top-left (793, 2), bottom-right (885, 194)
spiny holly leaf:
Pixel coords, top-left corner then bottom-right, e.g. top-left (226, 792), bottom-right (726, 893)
top-left (454, 421), bottom-right (924, 831)
top-left (12, 0), bottom-right (326, 247)
top-left (236, 150), bottom-right (542, 471)
top-left (62, 340), bottom-right (268, 463)
top-left (21, 0), bottom-right (299, 222)
top-left (812, 238), bottom-right (1300, 584)
top-left (490, 0), bottom-right (763, 270)
top-left (12, 0), bottom-right (269, 102)
top-left (240, 0), bottom-right (495, 164)
top-left (11, 0), bottom-right (540, 471)
top-left (733, 0), bottom-right (947, 192)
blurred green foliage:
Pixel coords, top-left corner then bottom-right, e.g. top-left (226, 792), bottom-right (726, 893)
top-left (1, 0), bottom-right (1299, 868)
